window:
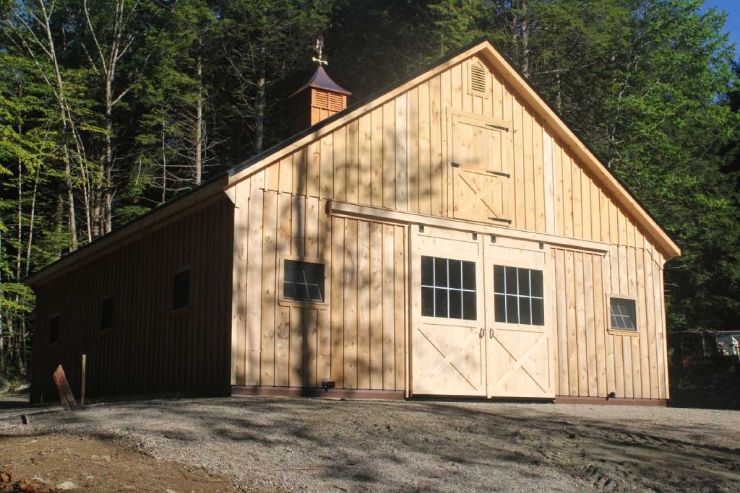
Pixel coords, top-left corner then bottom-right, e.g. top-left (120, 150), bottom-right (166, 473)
top-left (421, 256), bottom-right (477, 320)
top-left (172, 269), bottom-right (190, 310)
top-left (283, 260), bottom-right (325, 302)
top-left (609, 297), bottom-right (637, 331)
top-left (100, 296), bottom-right (115, 330)
top-left (49, 315), bottom-right (59, 345)
top-left (494, 266), bottom-right (544, 325)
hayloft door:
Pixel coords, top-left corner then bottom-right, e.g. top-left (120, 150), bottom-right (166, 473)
top-left (450, 113), bottom-right (511, 224)
top-left (483, 245), bottom-right (553, 398)
top-left (410, 228), bottom-right (486, 396)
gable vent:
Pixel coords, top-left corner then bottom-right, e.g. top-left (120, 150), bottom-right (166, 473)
top-left (470, 63), bottom-right (487, 95)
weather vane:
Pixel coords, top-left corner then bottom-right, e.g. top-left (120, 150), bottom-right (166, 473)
top-left (312, 35), bottom-right (328, 66)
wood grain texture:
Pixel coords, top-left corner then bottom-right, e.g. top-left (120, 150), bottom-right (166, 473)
top-left (30, 199), bottom-right (234, 403)
top-left (32, 52), bottom-right (672, 403)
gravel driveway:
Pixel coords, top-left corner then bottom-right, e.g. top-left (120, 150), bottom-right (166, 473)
top-left (1, 396), bottom-right (739, 492)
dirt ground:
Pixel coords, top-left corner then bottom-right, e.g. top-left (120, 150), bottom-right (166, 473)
top-left (1, 396), bottom-right (739, 492)
top-left (0, 435), bottom-right (236, 492)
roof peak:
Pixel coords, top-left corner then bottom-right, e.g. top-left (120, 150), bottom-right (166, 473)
top-left (292, 66), bottom-right (351, 97)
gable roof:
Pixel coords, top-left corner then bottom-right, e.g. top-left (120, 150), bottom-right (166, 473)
top-left (26, 38), bottom-right (680, 287)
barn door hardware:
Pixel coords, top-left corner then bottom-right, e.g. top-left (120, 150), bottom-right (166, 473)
top-left (486, 123), bottom-right (509, 132)
top-left (486, 170), bottom-right (510, 178)
top-left (488, 217), bottom-right (513, 224)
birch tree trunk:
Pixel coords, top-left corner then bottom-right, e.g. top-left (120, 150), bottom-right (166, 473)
top-left (255, 68), bottom-right (266, 153)
top-left (194, 54), bottom-right (203, 185)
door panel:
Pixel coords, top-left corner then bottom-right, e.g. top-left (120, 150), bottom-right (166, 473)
top-left (484, 245), bottom-right (553, 398)
top-left (410, 228), bottom-right (553, 399)
top-left (411, 230), bottom-right (486, 396)
top-left (451, 114), bottom-right (510, 224)
top-left (413, 324), bottom-right (486, 395)
top-left (486, 327), bottom-right (551, 397)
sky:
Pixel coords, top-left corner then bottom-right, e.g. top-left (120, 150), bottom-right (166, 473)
top-left (705, 0), bottom-right (740, 57)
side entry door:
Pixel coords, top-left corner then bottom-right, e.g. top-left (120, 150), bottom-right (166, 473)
top-left (411, 227), bottom-right (486, 396)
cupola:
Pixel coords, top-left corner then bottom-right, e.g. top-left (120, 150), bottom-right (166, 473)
top-left (289, 37), bottom-right (351, 134)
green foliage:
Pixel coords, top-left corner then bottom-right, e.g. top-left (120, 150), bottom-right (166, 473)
top-left (428, 0), bottom-right (483, 54)
top-left (0, 0), bottom-right (738, 379)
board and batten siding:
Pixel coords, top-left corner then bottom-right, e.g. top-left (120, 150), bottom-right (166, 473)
top-left (230, 54), bottom-right (671, 399)
top-left (231, 174), bottom-right (407, 390)
top-left (30, 198), bottom-right (234, 403)
top-left (250, 54), bottom-right (651, 247)
top-left (550, 246), bottom-right (668, 400)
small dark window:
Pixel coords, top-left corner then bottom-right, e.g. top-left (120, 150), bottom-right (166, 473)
top-left (49, 315), bottom-right (59, 344)
top-left (421, 256), bottom-right (477, 320)
top-left (173, 270), bottom-right (190, 310)
top-left (283, 260), bottom-right (324, 302)
top-left (610, 298), bottom-right (637, 331)
top-left (494, 265), bottom-right (544, 325)
top-left (100, 296), bottom-right (115, 330)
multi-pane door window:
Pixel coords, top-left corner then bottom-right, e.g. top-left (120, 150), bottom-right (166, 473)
top-left (283, 260), bottom-right (325, 302)
top-left (609, 297), bottom-right (637, 331)
top-left (421, 256), bottom-right (477, 320)
top-left (494, 265), bottom-right (544, 325)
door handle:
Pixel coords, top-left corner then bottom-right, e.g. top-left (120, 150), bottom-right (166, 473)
top-left (489, 328), bottom-right (494, 339)
top-left (479, 328), bottom-right (485, 339)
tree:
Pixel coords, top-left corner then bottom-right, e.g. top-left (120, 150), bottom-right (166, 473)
top-left (210, 0), bottom-right (334, 156)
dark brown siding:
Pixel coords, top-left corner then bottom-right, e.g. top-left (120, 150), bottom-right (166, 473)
top-left (30, 198), bottom-right (234, 403)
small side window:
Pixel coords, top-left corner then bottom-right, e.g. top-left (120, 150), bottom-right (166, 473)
top-left (49, 315), bottom-right (60, 345)
top-left (609, 297), bottom-right (637, 331)
top-left (172, 269), bottom-right (191, 310)
top-left (100, 296), bottom-right (115, 331)
top-left (283, 260), bottom-right (325, 302)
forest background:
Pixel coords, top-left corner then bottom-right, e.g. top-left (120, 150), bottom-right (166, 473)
top-left (0, 0), bottom-right (737, 381)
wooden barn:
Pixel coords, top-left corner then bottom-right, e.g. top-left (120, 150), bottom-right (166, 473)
top-left (27, 39), bottom-right (680, 405)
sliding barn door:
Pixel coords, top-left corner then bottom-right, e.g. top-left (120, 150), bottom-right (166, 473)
top-left (450, 113), bottom-right (511, 224)
top-left (484, 245), bottom-right (553, 398)
top-left (410, 228), bottom-right (486, 396)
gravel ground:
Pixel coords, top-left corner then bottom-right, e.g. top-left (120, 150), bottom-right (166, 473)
top-left (1, 396), bottom-right (739, 492)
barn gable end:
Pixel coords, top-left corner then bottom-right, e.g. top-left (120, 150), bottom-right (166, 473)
top-left (230, 41), bottom-right (675, 400)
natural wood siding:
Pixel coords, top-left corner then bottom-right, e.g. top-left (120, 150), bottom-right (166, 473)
top-left (231, 175), bottom-right (407, 390)
top-left (550, 246), bottom-right (668, 399)
top-left (30, 198), bottom-right (234, 403)
top-left (231, 53), bottom-right (671, 399)
top-left (253, 55), bottom-right (647, 248)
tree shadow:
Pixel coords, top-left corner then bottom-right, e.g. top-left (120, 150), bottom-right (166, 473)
top-left (6, 397), bottom-right (737, 491)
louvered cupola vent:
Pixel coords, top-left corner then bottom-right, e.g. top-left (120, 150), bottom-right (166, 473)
top-left (469, 62), bottom-right (488, 95)
top-left (289, 66), bottom-right (351, 134)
